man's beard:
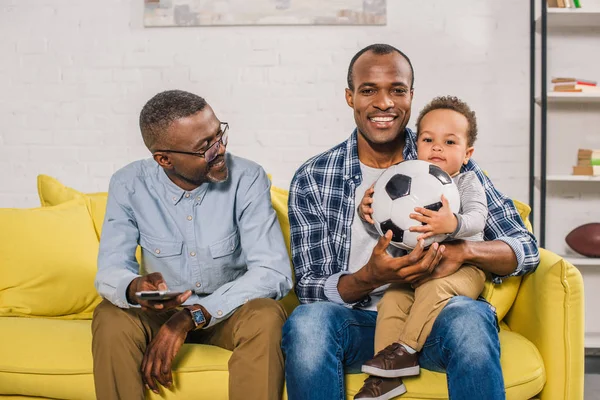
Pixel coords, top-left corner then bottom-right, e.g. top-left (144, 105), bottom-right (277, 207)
top-left (207, 167), bottom-right (228, 183)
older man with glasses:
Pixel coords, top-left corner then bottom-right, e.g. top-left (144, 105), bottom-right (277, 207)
top-left (92, 89), bottom-right (292, 400)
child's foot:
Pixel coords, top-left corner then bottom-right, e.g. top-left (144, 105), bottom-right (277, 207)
top-left (354, 376), bottom-right (406, 400)
top-left (361, 342), bottom-right (420, 378)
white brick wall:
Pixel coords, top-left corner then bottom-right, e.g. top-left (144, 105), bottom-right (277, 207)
top-left (0, 0), bottom-right (534, 208)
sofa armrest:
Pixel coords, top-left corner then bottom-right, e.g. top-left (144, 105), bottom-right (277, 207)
top-left (504, 248), bottom-right (584, 400)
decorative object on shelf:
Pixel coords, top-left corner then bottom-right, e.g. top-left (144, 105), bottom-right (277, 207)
top-left (552, 77), bottom-right (599, 92)
top-left (573, 149), bottom-right (600, 176)
top-left (565, 223), bottom-right (600, 257)
top-left (144, 0), bottom-right (387, 27)
top-left (547, 0), bottom-right (581, 7)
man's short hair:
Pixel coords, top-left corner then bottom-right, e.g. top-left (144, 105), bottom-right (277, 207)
top-left (347, 43), bottom-right (415, 91)
top-left (139, 90), bottom-right (208, 150)
top-left (416, 96), bottom-right (478, 147)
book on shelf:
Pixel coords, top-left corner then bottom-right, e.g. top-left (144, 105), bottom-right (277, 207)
top-left (552, 77), bottom-right (597, 86)
top-left (578, 159), bottom-right (600, 166)
top-left (574, 149), bottom-right (600, 175)
top-left (578, 148), bottom-right (600, 163)
top-left (552, 77), bottom-right (599, 93)
top-left (553, 78), bottom-right (596, 86)
top-left (578, 148), bottom-right (600, 158)
top-left (573, 166), bottom-right (600, 175)
top-left (554, 85), bottom-right (600, 93)
top-left (547, 0), bottom-right (581, 7)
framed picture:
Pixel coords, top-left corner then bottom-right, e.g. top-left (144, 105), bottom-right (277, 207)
top-left (144, 0), bottom-right (386, 27)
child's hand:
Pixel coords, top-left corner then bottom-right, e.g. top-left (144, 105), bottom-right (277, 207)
top-left (408, 195), bottom-right (457, 240)
top-left (358, 185), bottom-right (375, 224)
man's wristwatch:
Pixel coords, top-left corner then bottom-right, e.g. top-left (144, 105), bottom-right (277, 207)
top-left (185, 305), bottom-right (206, 329)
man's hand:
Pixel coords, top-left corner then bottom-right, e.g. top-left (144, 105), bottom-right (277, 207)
top-left (365, 230), bottom-right (445, 285)
top-left (339, 230), bottom-right (445, 303)
top-left (358, 185), bottom-right (375, 224)
top-left (141, 310), bottom-right (193, 394)
top-left (127, 272), bottom-right (192, 312)
top-left (412, 240), bottom-right (467, 287)
top-left (409, 195), bottom-right (457, 240)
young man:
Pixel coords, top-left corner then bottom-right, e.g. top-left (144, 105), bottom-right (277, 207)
top-left (92, 90), bottom-right (292, 400)
top-left (282, 44), bottom-right (539, 400)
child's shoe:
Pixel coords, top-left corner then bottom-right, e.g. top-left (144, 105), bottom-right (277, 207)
top-left (361, 342), bottom-right (419, 378)
top-left (354, 376), bottom-right (406, 400)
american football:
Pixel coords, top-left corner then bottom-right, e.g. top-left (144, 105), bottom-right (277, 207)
top-left (565, 223), bottom-right (600, 258)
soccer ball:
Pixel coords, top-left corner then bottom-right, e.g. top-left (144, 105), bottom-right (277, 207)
top-left (372, 160), bottom-right (461, 250)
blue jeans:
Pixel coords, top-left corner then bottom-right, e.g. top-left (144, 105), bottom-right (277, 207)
top-left (281, 296), bottom-right (505, 400)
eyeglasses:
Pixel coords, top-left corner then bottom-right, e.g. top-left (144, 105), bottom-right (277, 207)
top-left (154, 122), bottom-right (229, 164)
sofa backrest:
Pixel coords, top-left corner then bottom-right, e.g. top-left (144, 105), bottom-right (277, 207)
top-left (35, 174), bottom-right (534, 321)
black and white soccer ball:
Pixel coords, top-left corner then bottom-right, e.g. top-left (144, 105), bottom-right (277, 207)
top-left (372, 160), bottom-right (461, 250)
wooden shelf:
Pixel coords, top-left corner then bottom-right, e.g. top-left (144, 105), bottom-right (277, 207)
top-left (535, 92), bottom-right (600, 104)
top-left (563, 256), bottom-right (600, 266)
top-left (536, 8), bottom-right (600, 30)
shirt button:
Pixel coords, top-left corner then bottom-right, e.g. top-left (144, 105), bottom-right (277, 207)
top-left (197, 196), bottom-right (201, 201)
top-left (196, 282), bottom-right (201, 288)
top-left (342, 234), bottom-right (346, 238)
top-left (172, 196), bottom-right (177, 201)
top-left (187, 215), bottom-right (193, 221)
top-left (217, 310), bottom-right (223, 316)
top-left (185, 193), bottom-right (190, 198)
top-left (190, 251), bottom-right (196, 256)
top-left (155, 249), bottom-right (161, 254)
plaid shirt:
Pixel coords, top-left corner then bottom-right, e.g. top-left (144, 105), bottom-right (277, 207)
top-left (288, 129), bottom-right (540, 304)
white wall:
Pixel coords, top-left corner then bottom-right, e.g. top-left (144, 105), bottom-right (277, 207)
top-left (0, 0), bottom-right (532, 208)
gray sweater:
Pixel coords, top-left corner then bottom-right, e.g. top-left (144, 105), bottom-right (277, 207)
top-left (450, 171), bottom-right (488, 241)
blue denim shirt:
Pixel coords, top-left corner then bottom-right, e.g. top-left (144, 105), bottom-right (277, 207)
top-left (95, 153), bottom-right (292, 327)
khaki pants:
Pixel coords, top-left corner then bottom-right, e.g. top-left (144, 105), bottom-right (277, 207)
top-left (375, 265), bottom-right (486, 353)
top-left (92, 298), bottom-right (286, 400)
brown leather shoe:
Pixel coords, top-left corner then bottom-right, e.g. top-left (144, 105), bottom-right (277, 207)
top-left (354, 376), bottom-right (406, 400)
top-left (361, 342), bottom-right (419, 378)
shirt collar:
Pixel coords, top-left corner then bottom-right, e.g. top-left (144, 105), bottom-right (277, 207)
top-left (157, 166), bottom-right (208, 206)
top-left (343, 130), bottom-right (362, 183)
top-left (403, 128), bottom-right (418, 160)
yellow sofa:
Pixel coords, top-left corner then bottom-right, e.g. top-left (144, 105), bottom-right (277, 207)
top-left (0, 175), bottom-right (584, 400)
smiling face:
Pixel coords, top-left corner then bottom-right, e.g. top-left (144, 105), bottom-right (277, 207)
top-left (153, 106), bottom-right (228, 189)
top-left (417, 108), bottom-right (474, 177)
top-left (345, 51), bottom-right (414, 146)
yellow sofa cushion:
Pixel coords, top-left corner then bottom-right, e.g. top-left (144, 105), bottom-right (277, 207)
top-left (0, 317), bottom-right (231, 400)
top-left (269, 184), bottom-right (300, 315)
top-left (37, 175), bottom-right (107, 240)
top-left (0, 317), bottom-right (544, 400)
top-left (480, 199), bottom-right (532, 321)
top-left (0, 199), bottom-right (101, 319)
